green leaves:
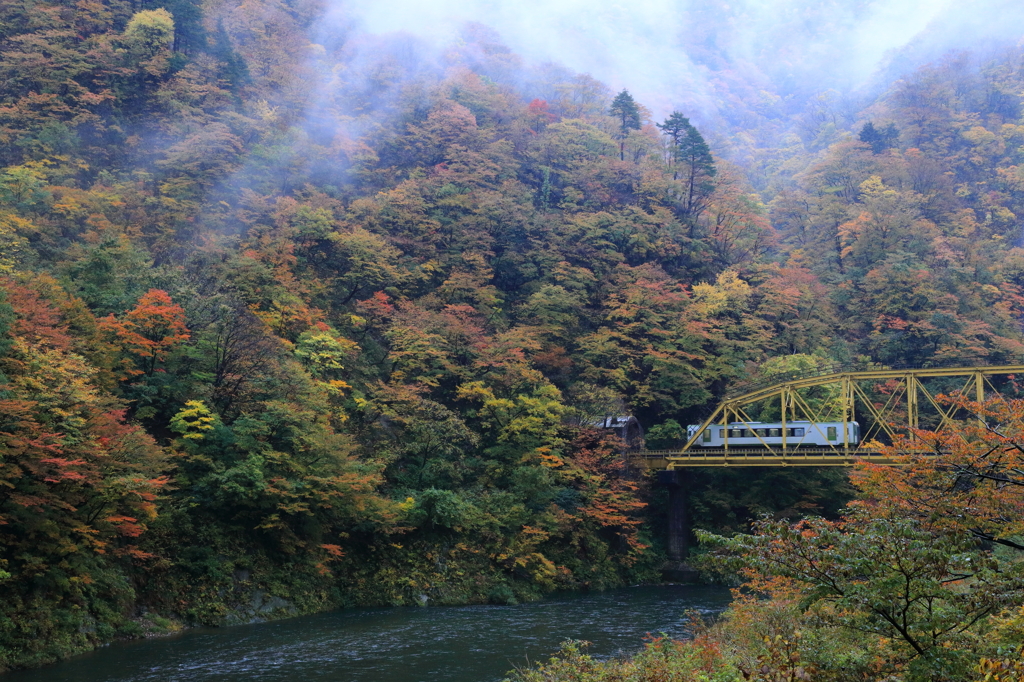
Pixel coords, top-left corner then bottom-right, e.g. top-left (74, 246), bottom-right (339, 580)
top-left (609, 90), bottom-right (642, 161)
top-left (700, 513), bottom-right (1024, 681)
top-left (121, 10), bottom-right (174, 70)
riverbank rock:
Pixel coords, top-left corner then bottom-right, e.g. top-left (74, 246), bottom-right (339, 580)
top-left (661, 561), bottom-right (701, 583)
top-left (224, 590), bottom-right (299, 625)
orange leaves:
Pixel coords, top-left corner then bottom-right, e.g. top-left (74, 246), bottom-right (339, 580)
top-left (321, 543), bottom-right (345, 558)
top-left (104, 515), bottom-right (144, 537)
top-left (122, 289), bottom-right (189, 352)
top-left (100, 289), bottom-right (188, 376)
top-left (852, 395), bottom-right (1024, 548)
top-left (314, 543), bottom-right (347, 576)
top-left (0, 277), bottom-right (73, 350)
top-left (581, 486), bottom-right (646, 529)
top-left (555, 429), bottom-right (649, 557)
top-left (538, 448), bottom-right (566, 468)
top-left (0, 302), bottom-right (171, 580)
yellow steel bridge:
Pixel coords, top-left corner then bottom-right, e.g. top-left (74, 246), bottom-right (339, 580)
top-left (633, 362), bottom-right (1024, 470)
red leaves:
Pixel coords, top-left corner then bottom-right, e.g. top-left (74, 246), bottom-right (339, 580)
top-left (0, 314), bottom-right (171, 577)
top-left (40, 457), bottom-right (89, 482)
top-left (0, 278), bottom-right (73, 350)
top-left (356, 291), bottom-right (395, 324)
top-left (526, 99), bottom-right (557, 132)
top-left (104, 515), bottom-right (144, 537)
top-left (559, 429), bottom-right (649, 555)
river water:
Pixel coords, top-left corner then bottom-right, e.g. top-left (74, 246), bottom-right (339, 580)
top-left (7, 585), bottom-right (731, 682)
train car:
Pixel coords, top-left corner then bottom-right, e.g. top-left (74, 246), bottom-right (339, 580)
top-left (686, 421), bottom-right (860, 447)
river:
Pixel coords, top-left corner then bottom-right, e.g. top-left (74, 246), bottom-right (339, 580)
top-left (6, 585), bottom-right (731, 682)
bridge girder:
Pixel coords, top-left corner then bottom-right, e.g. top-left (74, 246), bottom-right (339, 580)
top-left (640, 364), bottom-right (1024, 469)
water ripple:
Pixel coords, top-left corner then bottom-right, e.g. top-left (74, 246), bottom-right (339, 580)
top-left (7, 585), bottom-right (731, 682)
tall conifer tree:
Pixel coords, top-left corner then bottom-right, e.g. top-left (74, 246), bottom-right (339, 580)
top-left (609, 90), bottom-right (641, 160)
top-left (658, 111), bottom-right (716, 226)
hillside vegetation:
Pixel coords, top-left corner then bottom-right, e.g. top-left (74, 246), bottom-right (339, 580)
top-left (2, 0), bottom-right (1024, 673)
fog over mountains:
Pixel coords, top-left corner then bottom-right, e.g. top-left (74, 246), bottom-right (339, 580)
top-left (322, 0), bottom-right (1023, 128)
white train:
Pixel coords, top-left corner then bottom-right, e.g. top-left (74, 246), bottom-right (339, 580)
top-left (686, 421), bottom-right (861, 447)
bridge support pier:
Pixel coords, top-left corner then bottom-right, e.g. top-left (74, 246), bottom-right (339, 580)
top-left (659, 470), bottom-right (700, 583)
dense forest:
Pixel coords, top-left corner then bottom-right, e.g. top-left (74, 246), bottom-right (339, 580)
top-left (1, 0), bottom-right (1024, 676)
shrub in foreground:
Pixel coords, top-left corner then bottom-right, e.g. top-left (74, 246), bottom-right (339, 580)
top-left (504, 637), bottom-right (739, 682)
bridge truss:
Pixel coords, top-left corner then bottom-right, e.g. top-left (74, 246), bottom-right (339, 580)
top-left (635, 363), bottom-right (1024, 469)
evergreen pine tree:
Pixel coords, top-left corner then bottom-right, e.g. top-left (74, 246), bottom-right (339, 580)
top-left (659, 111), bottom-right (716, 226)
top-left (609, 90), bottom-right (642, 161)
top-left (859, 121), bottom-right (898, 153)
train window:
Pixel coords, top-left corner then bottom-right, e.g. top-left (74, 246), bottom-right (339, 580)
top-left (769, 428), bottom-right (779, 437)
top-left (719, 429), bottom-right (725, 438)
top-left (702, 429), bottom-right (711, 442)
top-left (790, 428), bottom-right (805, 437)
top-left (827, 426), bottom-right (837, 441)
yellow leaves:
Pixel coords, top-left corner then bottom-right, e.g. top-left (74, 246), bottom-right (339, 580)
top-left (169, 400), bottom-right (218, 441)
top-left (858, 174), bottom-right (896, 200)
top-left (492, 525), bottom-right (558, 586)
top-left (325, 379), bottom-right (351, 403)
top-left (122, 9), bottom-right (174, 76)
top-left (691, 269), bottom-right (752, 317)
top-left (461, 381), bottom-right (565, 445)
top-left (8, 337), bottom-right (100, 434)
top-left (437, 257), bottom-right (502, 311)
top-left (294, 328), bottom-right (357, 378)
top-left (0, 212), bottom-right (32, 272)
top-left (991, 206), bottom-right (1017, 226)
top-left (963, 125), bottom-right (999, 147)
top-left (976, 653), bottom-right (1024, 682)
top-left (384, 323), bottom-right (449, 386)
top-left (974, 607), bottom-right (1024, 680)
top-left (456, 380), bottom-right (496, 403)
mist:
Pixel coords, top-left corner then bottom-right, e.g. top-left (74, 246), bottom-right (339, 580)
top-left (315, 0), bottom-right (1023, 129)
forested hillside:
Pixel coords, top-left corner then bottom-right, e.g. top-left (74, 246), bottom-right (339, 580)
top-left (3, 0), bottom-right (1024, 671)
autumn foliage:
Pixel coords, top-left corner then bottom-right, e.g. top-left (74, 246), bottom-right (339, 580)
top-left (5, 0), bottom-right (1024, 672)
top-left (698, 397), bottom-right (1024, 682)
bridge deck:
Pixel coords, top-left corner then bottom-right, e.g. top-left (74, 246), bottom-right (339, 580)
top-left (632, 447), bottom-right (899, 468)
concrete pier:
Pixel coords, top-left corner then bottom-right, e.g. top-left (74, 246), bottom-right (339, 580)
top-left (659, 470), bottom-right (700, 582)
